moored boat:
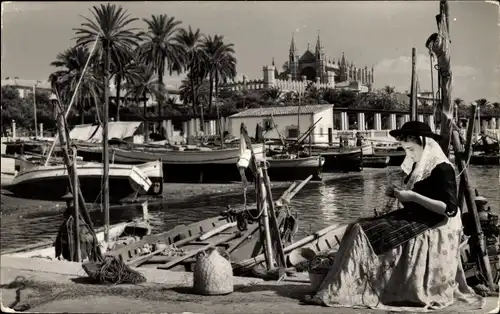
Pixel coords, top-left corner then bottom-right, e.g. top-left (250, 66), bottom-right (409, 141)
top-left (469, 153), bottom-right (500, 165)
top-left (362, 155), bottom-right (390, 168)
top-left (313, 147), bottom-right (363, 172)
top-left (105, 144), bottom-right (265, 183)
top-left (267, 154), bottom-right (325, 181)
top-left (2, 160), bottom-right (161, 202)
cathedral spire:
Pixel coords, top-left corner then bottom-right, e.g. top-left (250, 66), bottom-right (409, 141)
top-left (289, 33), bottom-right (297, 55)
top-left (315, 30), bottom-right (323, 57)
top-left (341, 52), bottom-right (346, 66)
top-left (272, 57), bottom-right (275, 66)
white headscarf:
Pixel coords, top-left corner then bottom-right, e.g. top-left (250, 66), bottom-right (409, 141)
top-left (401, 136), bottom-right (453, 189)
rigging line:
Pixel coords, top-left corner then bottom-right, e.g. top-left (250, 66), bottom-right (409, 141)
top-left (45, 35), bottom-right (101, 166)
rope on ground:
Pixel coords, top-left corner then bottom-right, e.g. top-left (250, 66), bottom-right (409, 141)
top-left (82, 255), bottom-right (146, 285)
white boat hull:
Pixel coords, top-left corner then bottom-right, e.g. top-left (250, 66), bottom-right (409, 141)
top-left (3, 161), bottom-right (161, 201)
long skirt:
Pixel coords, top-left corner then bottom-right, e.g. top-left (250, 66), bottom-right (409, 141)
top-left (308, 213), bottom-right (485, 312)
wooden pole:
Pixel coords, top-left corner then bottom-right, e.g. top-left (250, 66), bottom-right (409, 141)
top-left (309, 127), bottom-right (313, 156)
top-left (258, 164), bottom-right (275, 271)
top-left (53, 98), bottom-right (94, 230)
top-left (297, 93), bottom-right (301, 140)
top-left (103, 42), bottom-right (110, 242)
top-left (33, 84), bottom-right (38, 138)
top-left (72, 147), bottom-right (81, 262)
top-left (410, 48), bottom-right (418, 121)
top-left (425, 1), bottom-right (453, 156)
top-left (458, 105), bottom-right (477, 209)
top-left (451, 130), bottom-right (495, 290)
top-left (240, 123), bottom-right (274, 271)
top-left (261, 161), bottom-right (287, 271)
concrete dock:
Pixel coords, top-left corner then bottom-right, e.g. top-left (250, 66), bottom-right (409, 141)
top-left (1, 256), bottom-right (497, 313)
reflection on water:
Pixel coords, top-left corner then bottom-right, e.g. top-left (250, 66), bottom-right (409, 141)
top-left (1, 166), bottom-right (499, 250)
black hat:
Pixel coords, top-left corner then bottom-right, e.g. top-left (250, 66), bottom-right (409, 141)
top-left (389, 121), bottom-right (441, 141)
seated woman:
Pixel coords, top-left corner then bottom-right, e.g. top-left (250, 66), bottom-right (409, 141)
top-left (305, 121), bottom-right (484, 311)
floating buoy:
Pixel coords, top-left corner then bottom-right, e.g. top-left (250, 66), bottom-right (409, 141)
top-left (193, 248), bottom-right (233, 295)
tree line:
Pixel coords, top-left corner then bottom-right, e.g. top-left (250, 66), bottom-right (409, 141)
top-left (1, 3), bottom-right (499, 135)
top-left (47, 3), bottom-right (236, 128)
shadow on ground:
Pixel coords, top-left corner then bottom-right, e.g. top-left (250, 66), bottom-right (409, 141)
top-left (170, 283), bottom-right (310, 301)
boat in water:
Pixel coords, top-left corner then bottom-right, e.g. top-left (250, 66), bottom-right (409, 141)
top-left (469, 135), bottom-right (499, 165)
top-left (311, 146), bottom-right (364, 172)
top-left (2, 160), bottom-right (162, 202)
top-left (79, 143), bottom-right (266, 183)
top-left (266, 154), bottom-right (325, 181)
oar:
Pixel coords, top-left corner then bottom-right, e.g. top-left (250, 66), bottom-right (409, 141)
top-left (157, 233), bottom-right (241, 270)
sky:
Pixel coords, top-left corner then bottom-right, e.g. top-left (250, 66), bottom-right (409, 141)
top-left (1, 1), bottom-right (499, 103)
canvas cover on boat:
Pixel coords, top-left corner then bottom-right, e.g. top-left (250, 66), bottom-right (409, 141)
top-left (69, 122), bottom-right (143, 143)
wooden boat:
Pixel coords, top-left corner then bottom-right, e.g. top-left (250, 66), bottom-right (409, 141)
top-left (233, 222), bottom-right (348, 275)
top-left (1, 219), bottom-right (152, 259)
top-left (469, 153), bottom-right (500, 165)
top-left (106, 212), bottom-right (281, 271)
top-left (100, 144), bottom-right (266, 183)
top-left (2, 160), bottom-right (161, 202)
top-left (362, 155), bottom-right (390, 168)
top-left (312, 147), bottom-right (363, 172)
top-left (266, 154), bottom-right (325, 181)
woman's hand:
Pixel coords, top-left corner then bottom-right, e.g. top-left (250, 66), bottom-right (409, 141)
top-left (394, 189), bottom-right (415, 203)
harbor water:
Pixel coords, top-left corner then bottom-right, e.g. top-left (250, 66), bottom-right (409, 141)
top-left (1, 166), bottom-right (499, 251)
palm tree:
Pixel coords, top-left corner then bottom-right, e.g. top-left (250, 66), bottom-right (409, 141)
top-left (111, 48), bottom-right (142, 121)
top-left (453, 98), bottom-right (463, 106)
top-left (305, 84), bottom-right (323, 104)
top-left (175, 26), bottom-right (206, 117)
top-left (475, 98), bottom-right (490, 109)
top-left (383, 85), bottom-right (396, 95)
top-left (139, 14), bottom-right (184, 131)
top-left (123, 64), bottom-right (163, 141)
top-left (263, 87), bottom-right (283, 105)
top-left (202, 35), bottom-right (237, 113)
top-left (49, 46), bottom-right (103, 124)
top-left (179, 77), bottom-right (210, 110)
top-left (73, 3), bottom-right (141, 124)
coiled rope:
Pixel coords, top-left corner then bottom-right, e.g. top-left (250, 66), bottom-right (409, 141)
top-left (82, 255), bottom-right (146, 285)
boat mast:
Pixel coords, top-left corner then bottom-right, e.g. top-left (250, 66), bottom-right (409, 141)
top-left (33, 83), bottom-right (38, 138)
top-left (44, 35), bottom-right (100, 166)
top-left (103, 41), bottom-right (110, 242)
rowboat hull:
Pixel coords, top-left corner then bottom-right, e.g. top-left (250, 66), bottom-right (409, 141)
top-left (267, 156), bottom-right (325, 181)
top-left (78, 144), bottom-right (265, 183)
top-left (362, 156), bottom-right (390, 168)
top-left (316, 149), bottom-right (363, 172)
top-left (469, 153), bottom-right (500, 165)
top-left (1, 220), bottom-right (151, 260)
top-left (3, 161), bottom-right (158, 202)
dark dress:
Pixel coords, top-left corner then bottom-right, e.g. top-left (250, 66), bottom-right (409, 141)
top-left (357, 162), bottom-right (458, 255)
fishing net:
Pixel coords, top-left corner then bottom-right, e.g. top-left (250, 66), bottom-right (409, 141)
top-left (82, 255), bottom-right (146, 285)
top-left (193, 248), bottom-right (233, 295)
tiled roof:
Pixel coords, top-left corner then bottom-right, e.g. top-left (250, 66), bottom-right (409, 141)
top-left (229, 104), bottom-right (333, 118)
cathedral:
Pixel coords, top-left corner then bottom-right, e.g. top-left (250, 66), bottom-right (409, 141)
top-left (281, 32), bottom-right (375, 88)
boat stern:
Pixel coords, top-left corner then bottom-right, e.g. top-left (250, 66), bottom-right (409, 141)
top-left (129, 166), bottom-right (153, 194)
